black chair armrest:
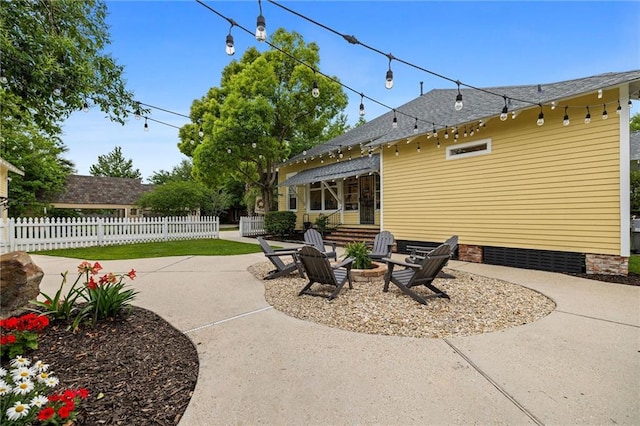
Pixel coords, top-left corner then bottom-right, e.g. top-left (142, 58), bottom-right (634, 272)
top-left (264, 250), bottom-right (299, 258)
top-left (333, 256), bottom-right (354, 270)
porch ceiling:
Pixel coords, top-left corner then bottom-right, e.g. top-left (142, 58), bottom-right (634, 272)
top-left (279, 155), bottom-right (380, 186)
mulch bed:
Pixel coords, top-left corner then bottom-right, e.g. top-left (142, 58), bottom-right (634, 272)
top-left (566, 272), bottom-right (640, 286)
top-left (1, 306), bottom-right (198, 425)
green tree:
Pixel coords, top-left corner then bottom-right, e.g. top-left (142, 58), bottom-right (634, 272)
top-left (149, 159), bottom-right (194, 185)
top-left (631, 170), bottom-right (640, 214)
top-left (137, 181), bottom-right (204, 216)
top-left (1, 0), bottom-right (137, 216)
top-left (631, 113), bottom-right (640, 132)
top-left (178, 29), bottom-right (348, 212)
top-left (89, 146), bottom-right (142, 179)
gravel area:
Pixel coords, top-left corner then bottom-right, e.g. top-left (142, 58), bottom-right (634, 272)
top-left (249, 262), bottom-right (555, 339)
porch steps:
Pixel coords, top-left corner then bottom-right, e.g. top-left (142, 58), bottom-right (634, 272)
top-left (326, 226), bottom-right (380, 246)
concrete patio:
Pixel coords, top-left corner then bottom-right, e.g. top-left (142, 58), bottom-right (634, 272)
top-left (32, 230), bottom-right (640, 425)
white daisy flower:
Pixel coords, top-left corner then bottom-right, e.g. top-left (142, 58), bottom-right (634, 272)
top-left (10, 356), bottom-right (30, 368)
top-left (0, 366), bottom-right (7, 377)
top-left (35, 371), bottom-right (51, 383)
top-left (6, 401), bottom-right (30, 421)
top-left (33, 360), bottom-right (49, 372)
top-left (11, 366), bottom-right (34, 382)
top-left (30, 395), bottom-right (49, 407)
top-left (44, 376), bottom-right (59, 387)
top-left (0, 379), bottom-right (12, 396)
top-left (12, 380), bottom-right (34, 395)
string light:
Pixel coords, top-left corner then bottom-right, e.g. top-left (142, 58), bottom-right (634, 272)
top-left (359, 93), bottom-right (365, 116)
top-left (199, 125), bottom-right (204, 137)
top-left (385, 54), bottom-right (394, 89)
top-left (617, 99), bottom-right (622, 114)
top-left (444, 129), bottom-right (449, 139)
top-left (416, 141), bottom-right (421, 153)
top-left (255, 0), bottom-right (267, 42)
top-left (500, 96), bottom-right (508, 121)
top-left (563, 106), bottom-right (570, 126)
top-left (536, 104), bottom-right (544, 126)
top-left (144, 118), bottom-right (149, 131)
top-left (602, 104), bottom-right (608, 120)
top-left (436, 138), bottom-right (441, 148)
top-left (0, 69), bottom-right (7, 85)
top-left (53, 87), bottom-right (61, 96)
top-left (463, 126), bottom-right (468, 137)
top-left (413, 118), bottom-right (418, 133)
top-left (584, 106), bottom-right (591, 124)
top-left (226, 25), bottom-right (235, 55)
top-left (395, 145), bottom-right (399, 156)
top-left (454, 81), bottom-right (463, 111)
top-left (392, 110), bottom-right (398, 128)
top-left (597, 89), bottom-right (603, 99)
top-left (82, 100), bottom-right (89, 113)
top-left (312, 71), bottom-right (320, 98)
top-left (134, 106), bottom-right (141, 120)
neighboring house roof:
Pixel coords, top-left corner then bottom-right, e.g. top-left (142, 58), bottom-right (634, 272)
top-left (0, 157), bottom-right (25, 176)
top-left (52, 175), bottom-right (154, 205)
top-left (284, 70), bottom-right (640, 165)
top-left (280, 155), bottom-right (380, 186)
top-left (631, 131), bottom-right (640, 161)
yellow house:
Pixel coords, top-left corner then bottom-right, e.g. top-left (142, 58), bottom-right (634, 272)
top-left (278, 70), bottom-right (640, 275)
top-left (0, 157), bottom-right (24, 221)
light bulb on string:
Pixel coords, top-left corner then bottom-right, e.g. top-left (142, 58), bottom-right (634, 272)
top-left (444, 129), bottom-right (449, 139)
top-left (470, 127), bottom-right (475, 136)
top-left (134, 106), bottom-right (141, 120)
top-left (395, 145), bottom-right (399, 156)
top-left (144, 118), bottom-right (149, 132)
top-left (563, 106), bottom-right (570, 126)
top-left (0, 69), bottom-right (7, 85)
top-left (53, 87), bottom-right (61, 96)
top-left (416, 142), bottom-right (421, 153)
top-left (392, 110), bottom-right (398, 129)
top-left (617, 100), bottom-right (622, 115)
top-left (312, 79), bottom-right (320, 98)
top-left (437, 138), bottom-right (441, 148)
top-left (359, 93), bottom-right (365, 116)
top-left (385, 55), bottom-right (394, 89)
top-left (432, 124), bottom-right (438, 138)
top-left (584, 106), bottom-right (591, 124)
top-left (454, 81), bottom-right (463, 111)
top-left (198, 125), bottom-right (204, 137)
top-left (255, 0), bottom-right (266, 42)
top-left (227, 148), bottom-right (232, 154)
top-left (82, 100), bottom-right (89, 113)
top-left (536, 105), bottom-right (545, 126)
top-left (551, 101), bottom-right (557, 110)
top-left (597, 89), bottom-right (603, 99)
top-left (500, 96), bottom-right (508, 121)
top-left (602, 104), bottom-right (608, 120)
top-left (454, 129), bottom-right (459, 139)
top-left (413, 118), bottom-right (418, 133)
top-left (252, 142), bottom-right (257, 149)
top-left (225, 33), bottom-right (235, 56)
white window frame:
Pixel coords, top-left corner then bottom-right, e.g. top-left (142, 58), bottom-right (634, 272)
top-left (285, 172), bottom-right (298, 211)
top-left (307, 181), bottom-right (340, 212)
top-left (446, 138), bottom-right (492, 160)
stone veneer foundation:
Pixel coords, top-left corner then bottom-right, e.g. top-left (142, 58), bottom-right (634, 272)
top-left (458, 244), bottom-right (483, 263)
top-left (585, 254), bottom-right (629, 276)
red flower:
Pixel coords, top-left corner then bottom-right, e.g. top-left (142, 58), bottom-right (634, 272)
top-left (107, 272), bottom-right (117, 284)
top-left (48, 394), bottom-right (61, 402)
top-left (91, 262), bottom-right (103, 274)
top-left (77, 388), bottom-right (89, 399)
top-left (87, 276), bottom-right (98, 290)
top-left (77, 261), bottom-right (92, 273)
top-left (6, 334), bottom-right (16, 344)
top-left (58, 405), bottom-right (71, 419)
top-left (63, 389), bottom-right (77, 401)
top-left (64, 399), bottom-right (75, 412)
top-left (127, 269), bottom-right (136, 280)
top-left (37, 407), bottom-right (55, 421)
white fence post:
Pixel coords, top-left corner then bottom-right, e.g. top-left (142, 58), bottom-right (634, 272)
top-left (239, 216), bottom-right (265, 237)
top-left (0, 216), bottom-right (222, 252)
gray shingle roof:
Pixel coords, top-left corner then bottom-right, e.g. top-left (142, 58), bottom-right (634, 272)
top-left (285, 70), bottom-right (640, 164)
top-left (51, 175), bottom-right (155, 205)
top-left (279, 155), bottom-right (379, 186)
top-left (632, 131), bottom-right (640, 161)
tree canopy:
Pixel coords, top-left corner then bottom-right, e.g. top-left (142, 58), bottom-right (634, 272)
top-left (149, 159), bottom-right (194, 185)
top-left (1, 0), bottom-right (137, 216)
top-left (631, 112), bottom-right (640, 132)
top-left (178, 29), bottom-right (349, 212)
top-left (89, 146), bottom-right (142, 179)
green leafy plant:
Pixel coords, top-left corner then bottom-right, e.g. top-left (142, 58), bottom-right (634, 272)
top-left (0, 356), bottom-right (88, 425)
top-left (0, 314), bottom-right (49, 359)
top-left (264, 211), bottom-right (296, 237)
top-left (31, 261), bottom-right (138, 329)
top-left (314, 214), bottom-right (329, 235)
top-left (343, 241), bottom-right (373, 270)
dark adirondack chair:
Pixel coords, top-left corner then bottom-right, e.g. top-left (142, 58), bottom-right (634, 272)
top-left (368, 231), bottom-right (395, 261)
top-left (257, 237), bottom-right (305, 280)
top-left (297, 246), bottom-right (354, 301)
top-left (405, 235), bottom-right (459, 264)
top-left (303, 228), bottom-right (337, 261)
top-left (382, 243), bottom-right (452, 305)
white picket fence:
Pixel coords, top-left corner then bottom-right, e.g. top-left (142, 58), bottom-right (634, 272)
top-left (0, 216), bottom-right (220, 253)
top-left (239, 215), bottom-right (265, 237)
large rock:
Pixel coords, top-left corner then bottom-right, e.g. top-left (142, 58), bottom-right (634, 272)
top-left (0, 251), bottom-right (44, 318)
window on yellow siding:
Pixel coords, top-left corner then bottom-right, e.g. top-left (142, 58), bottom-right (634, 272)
top-left (446, 138), bottom-right (492, 160)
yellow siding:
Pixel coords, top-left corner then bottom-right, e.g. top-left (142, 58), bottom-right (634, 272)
top-left (383, 92), bottom-right (622, 255)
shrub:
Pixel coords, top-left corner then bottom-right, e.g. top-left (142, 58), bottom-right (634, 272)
top-left (344, 241), bottom-right (372, 270)
top-left (264, 211), bottom-right (296, 237)
top-left (314, 214), bottom-right (329, 235)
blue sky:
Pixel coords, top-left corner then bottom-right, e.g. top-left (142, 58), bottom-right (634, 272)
top-left (61, 1), bottom-right (640, 181)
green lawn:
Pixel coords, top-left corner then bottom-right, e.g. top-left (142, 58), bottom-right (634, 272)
top-left (34, 238), bottom-right (262, 260)
top-left (629, 255), bottom-right (640, 274)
